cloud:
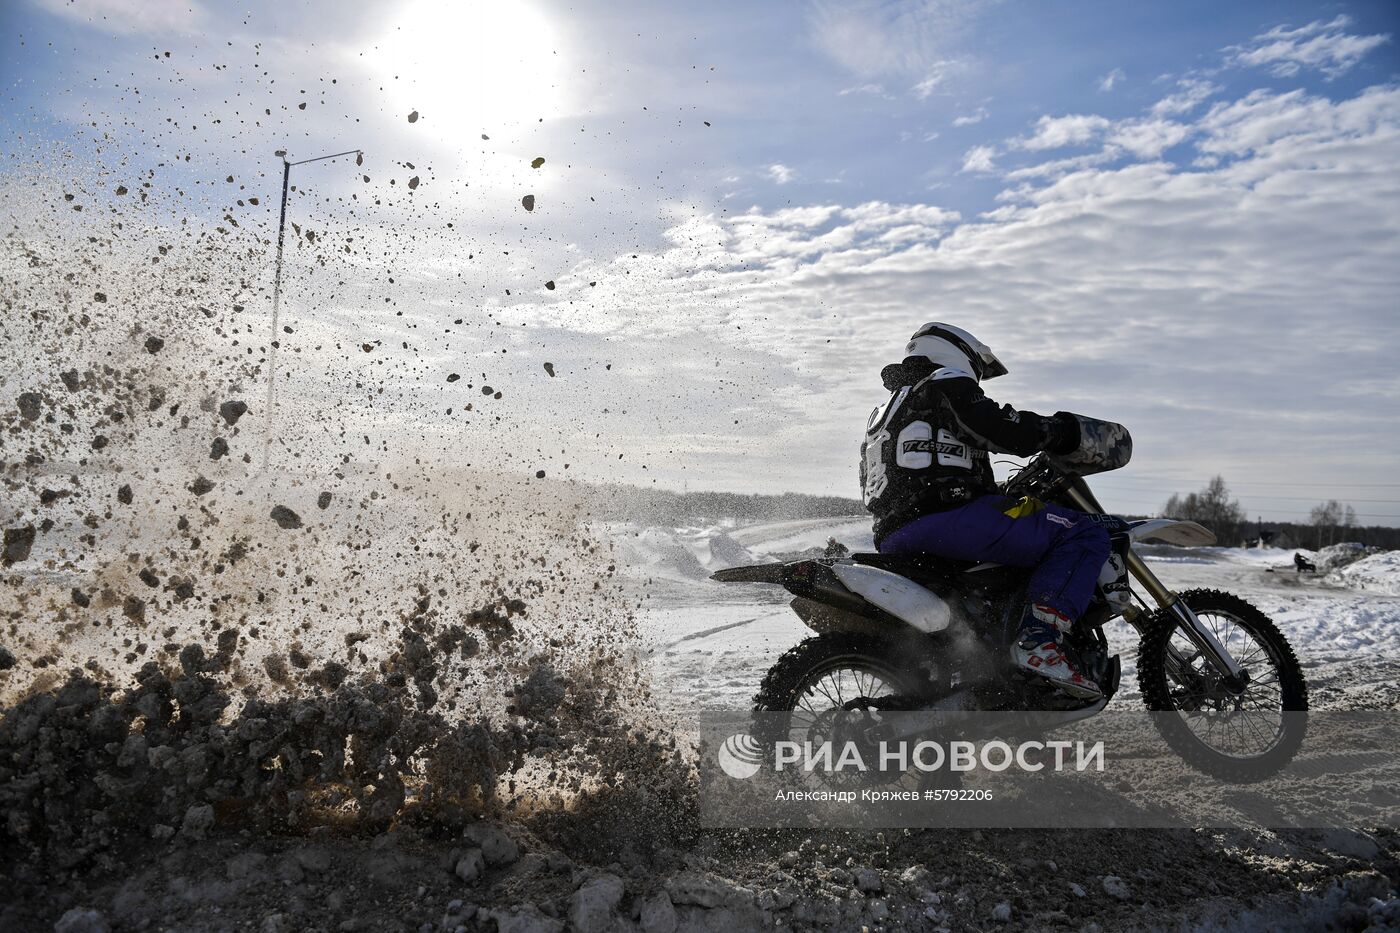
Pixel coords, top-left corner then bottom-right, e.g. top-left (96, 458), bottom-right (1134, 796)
top-left (1002, 149), bottom-right (1115, 182)
top-left (1106, 118), bottom-right (1190, 158)
top-left (544, 83), bottom-right (1400, 496)
top-left (30, 0), bottom-right (205, 34)
top-left (1194, 84), bottom-right (1400, 160)
top-left (1225, 15), bottom-right (1391, 79)
top-left (806, 0), bottom-right (987, 78)
top-left (1150, 78), bottom-right (1221, 117)
top-left (1014, 113), bottom-right (1111, 150)
top-left (960, 144), bottom-right (996, 172)
top-left (841, 201), bottom-right (960, 230)
top-left (1098, 68), bottom-right (1125, 92)
top-left (910, 60), bottom-right (962, 99)
top-left (995, 81), bottom-right (1215, 179)
top-left (952, 107), bottom-right (989, 126)
top-left (838, 83), bottom-right (890, 97)
top-left (767, 163), bottom-right (796, 185)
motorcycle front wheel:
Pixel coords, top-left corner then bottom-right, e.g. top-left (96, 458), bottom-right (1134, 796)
top-left (1137, 588), bottom-right (1308, 782)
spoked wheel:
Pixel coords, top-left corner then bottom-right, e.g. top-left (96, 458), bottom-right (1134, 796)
top-left (1138, 589), bottom-right (1307, 782)
top-left (754, 632), bottom-right (928, 714)
top-left (753, 633), bottom-right (932, 788)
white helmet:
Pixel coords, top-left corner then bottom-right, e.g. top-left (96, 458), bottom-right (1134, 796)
top-left (903, 322), bottom-right (1008, 381)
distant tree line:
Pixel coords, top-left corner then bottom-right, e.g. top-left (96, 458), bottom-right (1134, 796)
top-left (589, 485), bottom-right (864, 526)
top-left (1161, 477), bottom-right (1400, 549)
top-left (583, 476), bottom-right (1400, 550)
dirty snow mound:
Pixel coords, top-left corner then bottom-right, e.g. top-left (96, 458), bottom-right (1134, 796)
top-left (1327, 550), bottom-right (1400, 596)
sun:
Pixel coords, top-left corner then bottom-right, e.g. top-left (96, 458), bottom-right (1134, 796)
top-left (370, 0), bottom-right (568, 135)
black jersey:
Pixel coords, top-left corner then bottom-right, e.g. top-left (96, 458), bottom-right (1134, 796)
top-left (860, 364), bottom-right (1076, 543)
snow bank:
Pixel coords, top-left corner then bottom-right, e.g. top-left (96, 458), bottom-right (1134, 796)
top-left (1327, 550), bottom-right (1400, 596)
top-left (605, 523), bottom-right (760, 580)
top-left (732, 516), bottom-right (873, 557)
top-left (606, 515), bottom-right (879, 582)
top-left (1315, 542), bottom-right (1380, 572)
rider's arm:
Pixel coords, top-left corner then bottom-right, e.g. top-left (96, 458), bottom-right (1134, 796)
top-left (925, 370), bottom-right (1077, 457)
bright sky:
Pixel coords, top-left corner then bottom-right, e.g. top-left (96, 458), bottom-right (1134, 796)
top-left (2, 0), bottom-right (1398, 524)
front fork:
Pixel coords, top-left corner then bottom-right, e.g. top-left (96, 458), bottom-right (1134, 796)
top-left (1064, 482), bottom-right (1247, 687)
top-left (1123, 550), bottom-right (1246, 684)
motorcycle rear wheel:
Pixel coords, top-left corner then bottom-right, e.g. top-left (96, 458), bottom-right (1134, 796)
top-left (751, 633), bottom-right (931, 789)
top-left (1137, 588), bottom-right (1307, 782)
top-left (753, 632), bottom-right (925, 715)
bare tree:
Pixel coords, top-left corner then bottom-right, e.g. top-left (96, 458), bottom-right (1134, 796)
top-left (1308, 499), bottom-right (1356, 548)
top-left (1162, 475), bottom-right (1246, 543)
top-left (1309, 500), bottom-right (1338, 547)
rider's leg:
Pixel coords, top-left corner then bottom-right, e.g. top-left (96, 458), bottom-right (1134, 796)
top-left (878, 495), bottom-right (1033, 559)
top-left (1002, 502), bottom-right (1110, 698)
top-left (879, 495), bottom-right (1111, 697)
top-left (1016, 501), bottom-right (1112, 623)
top-left (879, 497), bottom-right (1108, 592)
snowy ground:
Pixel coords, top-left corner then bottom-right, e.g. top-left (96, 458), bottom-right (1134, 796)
top-left (611, 518), bottom-right (1400, 714)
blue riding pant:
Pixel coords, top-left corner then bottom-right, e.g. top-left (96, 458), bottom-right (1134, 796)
top-left (878, 495), bottom-right (1111, 622)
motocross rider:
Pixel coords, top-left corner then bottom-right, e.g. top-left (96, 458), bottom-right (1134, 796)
top-left (860, 323), bottom-right (1110, 699)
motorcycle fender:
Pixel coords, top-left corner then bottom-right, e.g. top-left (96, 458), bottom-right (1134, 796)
top-left (1127, 519), bottom-right (1216, 547)
top-left (710, 563), bottom-right (787, 583)
top-left (789, 597), bottom-right (890, 636)
top-left (831, 563), bottom-right (951, 634)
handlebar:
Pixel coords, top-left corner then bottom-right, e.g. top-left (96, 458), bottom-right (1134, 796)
top-left (1002, 415), bottom-right (1132, 505)
top-left (1003, 453), bottom-right (1109, 516)
top-left (1001, 452), bottom-right (1070, 502)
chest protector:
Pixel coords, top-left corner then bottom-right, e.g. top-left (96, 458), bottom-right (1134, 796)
top-left (860, 375), bottom-right (995, 530)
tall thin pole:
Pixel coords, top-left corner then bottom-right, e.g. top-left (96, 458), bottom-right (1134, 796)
top-left (262, 157), bottom-right (292, 472)
top-left (259, 148), bottom-right (359, 472)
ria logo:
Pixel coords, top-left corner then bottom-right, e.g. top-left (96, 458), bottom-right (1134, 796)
top-left (717, 733), bottom-right (764, 780)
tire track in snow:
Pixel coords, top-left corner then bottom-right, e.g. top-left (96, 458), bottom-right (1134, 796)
top-left (656, 613), bottom-right (778, 651)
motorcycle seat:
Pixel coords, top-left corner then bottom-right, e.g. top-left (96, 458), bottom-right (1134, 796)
top-left (850, 552), bottom-right (1024, 593)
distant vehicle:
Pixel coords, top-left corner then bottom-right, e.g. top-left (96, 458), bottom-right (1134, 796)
top-left (1294, 553), bottom-right (1317, 573)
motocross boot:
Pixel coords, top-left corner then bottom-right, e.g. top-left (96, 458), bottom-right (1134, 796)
top-left (1011, 605), bottom-right (1102, 700)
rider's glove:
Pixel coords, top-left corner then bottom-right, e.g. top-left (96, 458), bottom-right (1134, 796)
top-left (1049, 411), bottom-right (1081, 455)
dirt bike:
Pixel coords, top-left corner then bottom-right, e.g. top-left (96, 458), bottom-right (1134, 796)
top-left (712, 421), bottom-right (1308, 782)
